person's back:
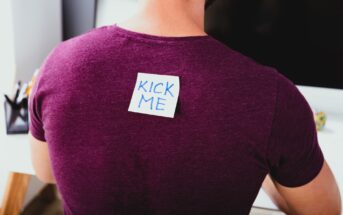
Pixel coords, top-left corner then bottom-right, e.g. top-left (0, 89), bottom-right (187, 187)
top-left (28, 0), bottom-right (341, 214)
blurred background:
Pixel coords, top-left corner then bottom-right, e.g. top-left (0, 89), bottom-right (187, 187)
top-left (0, 0), bottom-right (342, 214)
top-left (2, 0), bottom-right (342, 93)
top-left (206, 0), bottom-right (343, 89)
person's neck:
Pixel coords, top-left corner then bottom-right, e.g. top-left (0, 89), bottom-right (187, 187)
top-left (117, 0), bottom-right (206, 37)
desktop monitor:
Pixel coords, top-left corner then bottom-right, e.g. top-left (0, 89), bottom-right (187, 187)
top-left (205, 0), bottom-right (343, 89)
top-left (95, 0), bottom-right (343, 89)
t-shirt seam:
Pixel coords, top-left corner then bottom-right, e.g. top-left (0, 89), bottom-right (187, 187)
top-left (28, 46), bottom-right (57, 136)
top-left (29, 123), bottom-right (46, 142)
top-left (31, 74), bottom-right (44, 123)
top-left (264, 72), bottom-right (280, 172)
top-left (112, 28), bottom-right (213, 44)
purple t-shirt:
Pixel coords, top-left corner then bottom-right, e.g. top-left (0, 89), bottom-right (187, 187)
top-left (29, 25), bottom-right (324, 215)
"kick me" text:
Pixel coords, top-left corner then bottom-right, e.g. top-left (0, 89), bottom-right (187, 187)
top-left (137, 80), bottom-right (175, 111)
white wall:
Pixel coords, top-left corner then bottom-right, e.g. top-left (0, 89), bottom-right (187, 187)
top-left (0, 0), bottom-right (62, 210)
top-left (96, 0), bottom-right (139, 27)
top-left (0, 0), bottom-right (17, 205)
top-left (0, 0), bottom-right (16, 94)
top-left (11, 0), bottom-right (62, 83)
top-left (0, 0), bottom-right (62, 92)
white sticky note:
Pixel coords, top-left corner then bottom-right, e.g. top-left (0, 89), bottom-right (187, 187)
top-left (128, 73), bottom-right (180, 118)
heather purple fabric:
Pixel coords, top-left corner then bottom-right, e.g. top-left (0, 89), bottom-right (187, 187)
top-left (29, 24), bottom-right (324, 215)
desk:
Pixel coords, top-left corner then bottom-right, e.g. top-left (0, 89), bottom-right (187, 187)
top-left (0, 96), bottom-right (34, 215)
top-left (0, 86), bottom-right (342, 214)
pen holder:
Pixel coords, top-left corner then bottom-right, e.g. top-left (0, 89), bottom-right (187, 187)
top-left (4, 98), bottom-right (29, 134)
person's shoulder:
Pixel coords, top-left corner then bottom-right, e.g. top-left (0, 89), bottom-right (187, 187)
top-left (40, 25), bottom-right (121, 76)
top-left (36, 25), bottom-right (121, 88)
top-left (208, 37), bottom-right (279, 81)
top-left (207, 38), bottom-right (283, 97)
top-left (52, 25), bottom-right (118, 61)
top-left (274, 71), bottom-right (308, 108)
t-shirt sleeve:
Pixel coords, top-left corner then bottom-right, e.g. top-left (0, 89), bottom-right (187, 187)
top-left (28, 69), bottom-right (46, 142)
top-left (267, 73), bottom-right (324, 187)
top-left (28, 43), bottom-right (61, 142)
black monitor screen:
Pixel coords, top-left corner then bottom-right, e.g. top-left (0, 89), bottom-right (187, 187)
top-left (205, 0), bottom-right (343, 89)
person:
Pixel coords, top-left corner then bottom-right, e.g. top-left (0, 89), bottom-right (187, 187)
top-left (29, 0), bottom-right (341, 214)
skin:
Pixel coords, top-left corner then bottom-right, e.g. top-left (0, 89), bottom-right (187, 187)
top-left (30, 0), bottom-right (342, 213)
top-left (29, 133), bottom-right (55, 184)
top-left (262, 161), bottom-right (341, 214)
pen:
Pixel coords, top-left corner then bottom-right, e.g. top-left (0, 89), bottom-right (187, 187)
top-left (16, 83), bottom-right (28, 105)
top-left (13, 81), bottom-right (21, 105)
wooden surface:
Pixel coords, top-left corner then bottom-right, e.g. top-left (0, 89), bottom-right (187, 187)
top-left (0, 172), bottom-right (31, 215)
